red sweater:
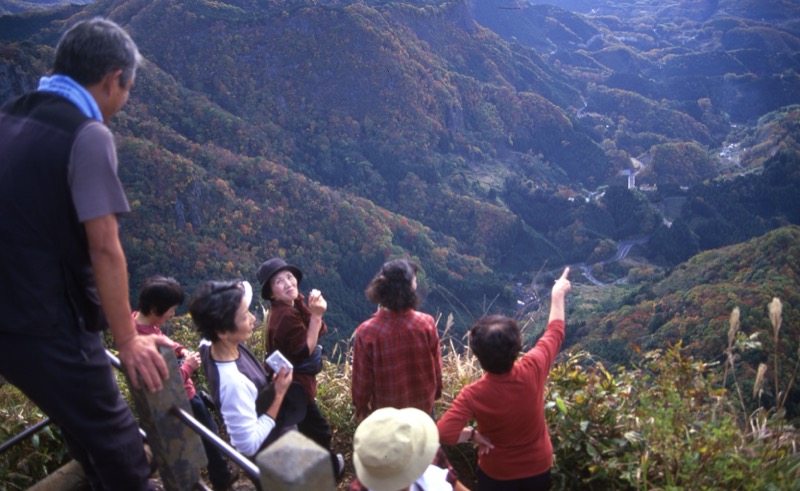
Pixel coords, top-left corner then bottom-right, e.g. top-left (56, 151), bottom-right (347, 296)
top-left (437, 319), bottom-right (565, 480)
top-left (133, 313), bottom-right (196, 400)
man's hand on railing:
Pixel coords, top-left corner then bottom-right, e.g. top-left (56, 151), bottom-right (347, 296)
top-left (117, 334), bottom-right (172, 392)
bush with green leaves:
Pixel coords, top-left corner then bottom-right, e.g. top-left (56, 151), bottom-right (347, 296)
top-left (543, 298), bottom-right (800, 490)
top-left (547, 352), bottom-right (639, 490)
top-left (2, 299), bottom-right (799, 491)
top-left (0, 385), bottom-right (69, 491)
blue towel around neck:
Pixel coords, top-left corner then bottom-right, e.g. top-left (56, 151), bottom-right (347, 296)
top-left (37, 74), bottom-right (103, 122)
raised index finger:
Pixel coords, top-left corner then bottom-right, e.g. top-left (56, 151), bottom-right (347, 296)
top-left (560, 267), bottom-right (570, 280)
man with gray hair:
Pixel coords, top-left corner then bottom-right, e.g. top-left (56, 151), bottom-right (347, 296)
top-left (0, 17), bottom-right (169, 490)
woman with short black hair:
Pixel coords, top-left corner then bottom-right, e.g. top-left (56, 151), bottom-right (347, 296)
top-left (134, 276), bottom-right (236, 490)
top-left (467, 315), bottom-right (523, 374)
top-left (189, 280), bottom-right (298, 459)
top-left (437, 268), bottom-right (572, 491)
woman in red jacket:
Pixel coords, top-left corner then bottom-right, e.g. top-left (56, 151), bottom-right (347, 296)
top-left (256, 257), bottom-right (344, 478)
top-left (437, 268), bottom-right (571, 491)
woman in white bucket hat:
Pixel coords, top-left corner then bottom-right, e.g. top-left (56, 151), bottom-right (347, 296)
top-left (351, 407), bottom-right (469, 491)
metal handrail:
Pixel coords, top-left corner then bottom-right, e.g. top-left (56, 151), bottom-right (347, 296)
top-left (106, 349), bottom-right (259, 480)
top-left (0, 349), bottom-right (260, 485)
top-left (0, 417), bottom-right (51, 455)
top-left (170, 405), bottom-right (259, 479)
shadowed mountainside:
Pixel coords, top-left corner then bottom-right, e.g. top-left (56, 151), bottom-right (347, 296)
top-left (1, 0), bottom-right (799, 343)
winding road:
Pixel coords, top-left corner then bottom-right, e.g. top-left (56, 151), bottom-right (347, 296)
top-left (514, 236), bottom-right (651, 315)
top-left (574, 236), bottom-right (650, 286)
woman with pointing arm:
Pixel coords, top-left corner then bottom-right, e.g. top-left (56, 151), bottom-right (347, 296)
top-left (437, 268), bottom-right (572, 491)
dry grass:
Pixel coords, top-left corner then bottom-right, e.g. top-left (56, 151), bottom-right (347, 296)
top-left (315, 331), bottom-right (484, 490)
top-left (2, 313), bottom-right (485, 490)
top-left (315, 341), bottom-right (358, 490)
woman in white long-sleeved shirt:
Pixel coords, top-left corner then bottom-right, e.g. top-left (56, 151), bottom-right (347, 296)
top-left (189, 280), bottom-right (296, 458)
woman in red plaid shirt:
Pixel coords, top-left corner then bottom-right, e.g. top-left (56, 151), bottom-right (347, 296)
top-left (351, 258), bottom-right (443, 421)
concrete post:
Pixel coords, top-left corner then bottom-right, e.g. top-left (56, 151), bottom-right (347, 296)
top-left (125, 345), bottom-right (206, 491)
top-left (257, 431), bottom-right (335, 491)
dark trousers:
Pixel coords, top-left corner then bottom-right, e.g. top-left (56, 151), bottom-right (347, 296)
top-left (188, 394), bottom-right (232, 488)
top-left (0, 312), bottom-right (153, 491)
top-left (297, 400), bottom-right (341, 475)
top-left (477, 467), bottom-right (551, 491)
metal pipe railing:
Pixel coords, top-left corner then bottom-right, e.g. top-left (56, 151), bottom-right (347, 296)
top-left (1, 349), bottom-right (259, 488)
top-left (0, 417), bottom-right (51, 455)
top-left (107, 349), bottom-right (256, 476)
top-left (170, 405), bottom-right (259, 480)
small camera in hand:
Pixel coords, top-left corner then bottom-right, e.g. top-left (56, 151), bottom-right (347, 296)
top-left (266, 350), bottom-right (293, 374)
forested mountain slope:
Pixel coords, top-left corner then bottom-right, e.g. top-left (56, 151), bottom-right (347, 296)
top-left (571, 224), bottom-right (800, 410)
top-left (1, 0), bottom-right (799, 341)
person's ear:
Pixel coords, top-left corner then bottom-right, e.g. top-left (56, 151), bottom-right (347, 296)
top-left (101, 69), bottom-right (124, 93)
top-left (217, 328), bottom-right (232, 343)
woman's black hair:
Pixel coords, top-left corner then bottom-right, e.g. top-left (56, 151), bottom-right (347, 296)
top-left (469, 315), bottom-right (522, 374)
top-left (136, 276), bottom-right (184, 316)
top-left (364, 258), bottom-right (420, 312)
top-left (188, 280), bottom-right (244, 342)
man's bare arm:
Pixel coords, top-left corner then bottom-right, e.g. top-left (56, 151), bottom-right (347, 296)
top-left (85, 214), bottom-right (169, 392)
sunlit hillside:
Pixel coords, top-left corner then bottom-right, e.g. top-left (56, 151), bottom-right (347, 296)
top-left (3, 0), bottom-right (800, 488)
top-left (2, 0), bottom-right (799, 339)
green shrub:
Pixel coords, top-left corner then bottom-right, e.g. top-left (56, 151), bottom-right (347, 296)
top-left (3, 299), bottom-right (798, 491)
top-left (0, 385), bottom-right (69, 491)
top-left (547, 352), bottom-right (639, 490)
